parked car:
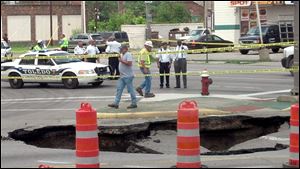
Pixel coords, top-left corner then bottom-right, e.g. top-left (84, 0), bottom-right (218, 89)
top-left (185, 34), bottom-right (234, 51)
top-left (1, 40), bottom-right (13, 63)
top-left (281, 46), bottom-right (295, 76)
top-left (68, 33), bottom-right (105, 53)
top-left (1, 51), bottom-right (110, 89)
top-left (178, 28), bottom-right (211, 41)
top-left (239, 24), bottom-right (294, 55)
top-left (97, 31), bottom-right (129, 52)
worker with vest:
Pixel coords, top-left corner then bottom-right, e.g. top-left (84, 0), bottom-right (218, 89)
top-left (59, 34), bottom-right (69, 52)
top-left (32, 40), bottom-right (46, 52)
top-left (136, 41), bottom-right (156, 98)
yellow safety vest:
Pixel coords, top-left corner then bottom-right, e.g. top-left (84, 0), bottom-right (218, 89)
top-left (60, 37), bottom-right (69, 48)
top-left (33, 45), bottom-right (42, 51)
top-left (138, 48), bottom-right (152, 68)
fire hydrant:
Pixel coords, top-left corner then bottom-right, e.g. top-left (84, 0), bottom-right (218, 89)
top-left (201, 70), bottom-right (213, 95)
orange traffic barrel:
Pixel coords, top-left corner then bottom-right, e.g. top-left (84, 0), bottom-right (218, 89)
top-left (283, 103), bottom-right (299, 168)
top-left (76, 103), bottom-right (100, 168)
top-left (177, 100), bottom-right (201, 168)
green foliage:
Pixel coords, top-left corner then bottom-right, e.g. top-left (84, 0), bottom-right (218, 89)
top-left (153, 2), bottom-right (191, 23)
top-left (71, 29), bottom-right (83, 36)
top-left (89, 10), bottom-right (146, 32)
top-left (86, 1), bottom-right (192, 32)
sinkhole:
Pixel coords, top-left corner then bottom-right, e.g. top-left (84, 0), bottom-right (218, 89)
top-left (7, 115), bottom-right (290, 155)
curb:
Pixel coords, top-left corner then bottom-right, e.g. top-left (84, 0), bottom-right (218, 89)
top-left (277, 95), bottom-right (299, 103)
top-left (97, 109), bottom-right (231, 119)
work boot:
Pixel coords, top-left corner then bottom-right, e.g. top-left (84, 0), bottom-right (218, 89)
top-left (108, 103), bottom-right (119, 109)
top-left (136, 87), bottom-right (144, 96)
top-left (127, 104), bottom-right (138, 109)
top-left (144, 93), bottom-right (155, 98)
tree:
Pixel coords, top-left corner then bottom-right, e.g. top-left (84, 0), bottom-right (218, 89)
top-left (86, 1), bottom-right (192, 32)
top-left (153, 2), bottom-right (191, 23)
top-left (88, 9), bottom-right (146, 31)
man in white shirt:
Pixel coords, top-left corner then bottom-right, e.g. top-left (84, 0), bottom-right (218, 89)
top-left (74, 41), bottom-right (86, 56)
top-left (106, 37), bottom-right (121, 79)
top-left (174, 40), bottom-right (188, 88)
top-left (85, 40), bottom-right (100, 63)
top-left (156, 42), bottom-right (172, 88)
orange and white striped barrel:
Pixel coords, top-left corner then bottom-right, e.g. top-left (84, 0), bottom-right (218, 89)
top-left (177, 100), bottom-right (201, 168)
top-left (288, 103), bottom-right (299, 167)
top-left (76, 103), bottom-right (100, 168)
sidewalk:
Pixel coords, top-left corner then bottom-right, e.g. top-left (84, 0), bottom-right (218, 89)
top-left (97, 94), bottom-right (292, 120)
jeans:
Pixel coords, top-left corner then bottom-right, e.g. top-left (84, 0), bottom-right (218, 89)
top-left (114, 76), bottom-right (137, 105)
top-left (139, 67), bottom-right (152, 94)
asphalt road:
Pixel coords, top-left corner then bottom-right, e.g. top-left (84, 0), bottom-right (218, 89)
top-left (1, 51), bottom-right (295, 168)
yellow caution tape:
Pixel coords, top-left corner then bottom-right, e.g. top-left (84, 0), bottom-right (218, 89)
top-left (151, 38), bottom-right (295, 46)
top-left (2, 42), bottom-right (295, 60)
top-left (1, 68), bottom-right (298, 80)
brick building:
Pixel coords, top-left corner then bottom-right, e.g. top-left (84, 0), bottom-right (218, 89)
top-left (1, 1), bottom-right (82, 42)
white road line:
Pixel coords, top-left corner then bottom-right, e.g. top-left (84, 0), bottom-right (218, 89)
top-left (232, 166), bottom-right (273, 168)
top-left (259, 136), bottom-right (289, 142)
top-left (239, 89), bottom-right (291, 97)
top-left (37, 160), bottom-right (72, 164)
top-left (1, 96), bottom-right (142, 102)
top-left (2, 108), bottom-right (75, 112)
top-left (123, 165), bottom-right (154, 168)
top-left (1, 96), bottom-right (116, 102)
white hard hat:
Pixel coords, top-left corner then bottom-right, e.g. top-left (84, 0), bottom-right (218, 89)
top-left (144, 41), bottom-right (153, 48)
top-left (37, 40), bottom-right (43, 43)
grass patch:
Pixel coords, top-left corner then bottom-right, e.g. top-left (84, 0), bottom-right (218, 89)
top-left (225, 60), bottom-right (260, 64)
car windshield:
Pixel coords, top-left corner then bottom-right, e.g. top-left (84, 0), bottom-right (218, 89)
top-left (188, 35), bottom-right (201, 41)
top-left (246, 27), bottom-right (268, 36)
top-left (52, 53), bottom-right (82, 65)
top-left (91, 35), bottom-right (103, 40)
top-left (99, 32), bottom-right (113, 39)
top-left (190, 30), bottom-right (203, 36)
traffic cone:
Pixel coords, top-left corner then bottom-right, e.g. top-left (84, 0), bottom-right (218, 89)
top-left (76, 103), bottom-right (100, 168)
top-left (283, 103), bottom-right (299, 168)
top-left (177, 100), bottom-right (201, 168)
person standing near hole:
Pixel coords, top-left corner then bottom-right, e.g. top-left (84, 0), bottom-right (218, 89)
top-left (106, 37), bottom-right (121, 80)
top-left (156, 42), bottom-right (172, 89)
top-left (174, 40), bottom-right (188, 89)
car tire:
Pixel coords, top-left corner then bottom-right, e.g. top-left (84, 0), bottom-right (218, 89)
top-left (39, 83), bottom-right (49, 87)
top-left (240, 50), bottom-right (249, 55)
top-left (272, 48), bottom-right (280, 53)
top-left (288, 58), bottom-right (294, 76)
top-left (91, 81), bottom-right (103, 87)
top-left (9, 73), bottom-right (24, 89)
top-left (62, 73), bottom-right (79, 89)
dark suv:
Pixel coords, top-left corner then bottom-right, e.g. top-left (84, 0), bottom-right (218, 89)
top-left (68, 33), bottom-right (105, 53)
top-left (97, 31), bottom-right (129, 52)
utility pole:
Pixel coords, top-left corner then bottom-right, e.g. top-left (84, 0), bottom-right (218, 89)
top-left (49, 1), bottom-right (53, 46)
top-left (203, 1), bottom-right (207, 28)
top-left (256, 1), bottom-right (270, 61)
top-left (292, 1), bottom-right (299, 96)
top-left (81, 1), bottom-right (86, 33)
top-left (145, 1), bottom-right (152, 40)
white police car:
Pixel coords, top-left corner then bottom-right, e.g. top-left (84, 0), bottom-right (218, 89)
top-left (1, 51), bottom-right (110, 89)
